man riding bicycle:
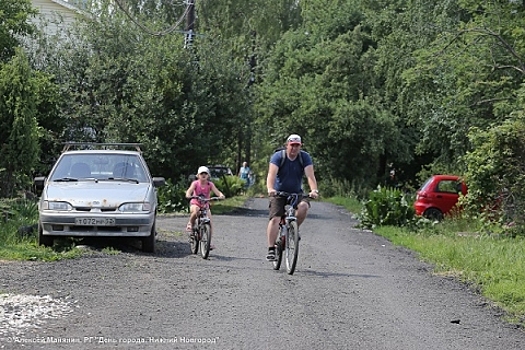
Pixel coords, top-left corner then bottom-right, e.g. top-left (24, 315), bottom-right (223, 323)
top-left (266, 134), bottom-right (319, 261)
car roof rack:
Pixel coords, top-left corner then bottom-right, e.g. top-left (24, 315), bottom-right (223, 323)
top-left (62, 142), bottom-right (143, 153)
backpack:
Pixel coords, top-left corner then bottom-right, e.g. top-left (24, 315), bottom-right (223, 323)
top-left (275, 147), bottom-right (305, 169)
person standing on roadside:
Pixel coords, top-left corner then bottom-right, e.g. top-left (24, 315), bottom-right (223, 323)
top-left (265, 134), bottom-right (319, 261)
top-left (239, 161), bottom-right (251, 188)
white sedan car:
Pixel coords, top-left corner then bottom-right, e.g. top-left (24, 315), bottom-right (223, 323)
top-left (34, 143), bottom-right (165, 252)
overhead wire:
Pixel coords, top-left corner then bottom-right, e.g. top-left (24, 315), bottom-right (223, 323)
top-left (113, 0), bottom-right (191, 37)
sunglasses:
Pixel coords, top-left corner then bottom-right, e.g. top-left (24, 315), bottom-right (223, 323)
top-left (199, 172), bottom-right (208, 176)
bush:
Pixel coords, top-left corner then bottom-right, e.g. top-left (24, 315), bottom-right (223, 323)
top-left (463, 118), bottom-right (525, 226)
top-left (157, 177), bottom-right (188, 213)
top-left (214, 175), bottom-right (244, 198)
top-left (0, 198), bottom-right (38, 245)
top-left (358, 186), bottom-right (416, 229)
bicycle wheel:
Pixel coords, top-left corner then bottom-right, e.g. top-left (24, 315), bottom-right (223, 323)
top-left (272, 234), bottom-right (283, 270)
top-left (199, 223), bottom-right (212, 259)
top-left (190, 228), bottom-right (199, 254)
top-left (285, 221), bottom-right (299, 275)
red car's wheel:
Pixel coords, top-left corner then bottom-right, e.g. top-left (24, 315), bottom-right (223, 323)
top-left (424, 208), bottom-right (443, 221)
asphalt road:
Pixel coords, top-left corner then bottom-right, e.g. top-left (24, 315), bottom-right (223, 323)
top-left (1, 198), bottom-right (525, 349)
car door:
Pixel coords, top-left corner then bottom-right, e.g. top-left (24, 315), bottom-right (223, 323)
top-left (434, 178), bottom-right (462, 214)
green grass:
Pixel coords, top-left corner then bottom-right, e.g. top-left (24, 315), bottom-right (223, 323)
top-left (374, 225), bottom-right (525, 322)
top-left (325, 196), bottom-right (362, 215)
top-left (209, 196), bottom-right (247, 215)
top-left (0, 243), bottom-right (84, 261)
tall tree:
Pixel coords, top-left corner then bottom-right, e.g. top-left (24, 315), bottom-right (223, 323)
top-left (0, 49), bottom-right (40, 197)
top-left (33, 0), bottom-right (250, 179)
top-left (254, 0), bottom-right (398, 187)
top-left (0, 0), bottom-right (36, 63)
top-left (401, 0), bottom-right (525, 169)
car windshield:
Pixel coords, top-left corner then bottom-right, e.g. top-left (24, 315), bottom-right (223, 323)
top-left (49, 153), bottom-right (149, 182)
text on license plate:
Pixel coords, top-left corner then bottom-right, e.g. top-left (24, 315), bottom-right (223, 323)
top-left (75, 218), bottom-right (116, 226)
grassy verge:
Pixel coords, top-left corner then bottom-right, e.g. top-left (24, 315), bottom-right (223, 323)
top-left (374, 224), bottom-right (525, 323)
top-left (209, 196), bottom-right (247, 215)
top-left (325, 196), bottom-right (362, 215)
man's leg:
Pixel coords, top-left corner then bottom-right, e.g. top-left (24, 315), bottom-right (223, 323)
top-left (267, 217), bottom-right (280, 247)
top-left (266, 197), bottom-right (285, 261)
top-left (295, 201), bottom-right (310, 227)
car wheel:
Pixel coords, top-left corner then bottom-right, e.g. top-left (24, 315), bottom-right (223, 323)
top-left (38, 224), bottom-right (54, 247)
top-left (142, 223), bottom-right (156, 253)
top-left (424, 208), bottom-right (443, 221)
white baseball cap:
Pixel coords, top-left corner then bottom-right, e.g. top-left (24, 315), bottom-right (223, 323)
top-left (287, 134), bottom-right (302, 145)
top-left (197, 166), bottom-right (210, 175)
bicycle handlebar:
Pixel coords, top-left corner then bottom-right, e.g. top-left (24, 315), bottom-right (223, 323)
top-left (271, 191), bottom-right (314, 199)
top-left (188, 196), bottom-right (223, 202)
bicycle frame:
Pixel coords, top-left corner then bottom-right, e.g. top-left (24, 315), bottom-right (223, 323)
top-left (196, 206), bottom-right (211, 232)
top-left (272, 192), bottom-right (302, 275)
top-left (188, 196), bottom-right (220, 259)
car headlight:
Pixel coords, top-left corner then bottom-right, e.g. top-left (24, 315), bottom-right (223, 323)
top-left (43, 201), bottom-right (72, 211)
top-left (118, 202), bottom-right (152, 212)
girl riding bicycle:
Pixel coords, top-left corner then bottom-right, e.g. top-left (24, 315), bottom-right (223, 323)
top-left (185, 166), bottom-right (225, 244)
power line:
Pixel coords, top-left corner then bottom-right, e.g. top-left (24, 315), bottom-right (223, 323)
top-left (113, 0), bottom-right (191, 37)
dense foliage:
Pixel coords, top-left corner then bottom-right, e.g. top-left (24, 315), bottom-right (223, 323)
top-left (359, 186), bottom-right (416, 229)
top-left (0, 0), bottom-right (524, 224)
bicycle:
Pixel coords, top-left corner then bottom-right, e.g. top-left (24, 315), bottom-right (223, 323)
top-left (188, 196), bottom-right (221, 259)
top-left (271, 191), bottom-right (308, 275)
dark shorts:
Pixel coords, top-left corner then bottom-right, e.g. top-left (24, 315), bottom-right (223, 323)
top-left (268, 195), bottom-right (311, 219)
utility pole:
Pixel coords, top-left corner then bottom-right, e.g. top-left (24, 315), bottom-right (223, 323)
top-left (184, 0), bottom-right (195, 49)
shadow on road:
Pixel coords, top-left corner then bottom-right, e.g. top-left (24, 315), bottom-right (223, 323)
top-left (220, 206), bottom-right (268, 217)
top-left (298, 269), bottom-right (382, 279)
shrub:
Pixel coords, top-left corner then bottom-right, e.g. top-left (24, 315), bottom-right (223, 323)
top-left (157, 177), bottom-right (188, 213)
top-left (358, 186), bottom-right (415, 229)
top-left (0, 198), bottom-right (38, 245)
top-left (463, 118), bottom-right (525, 226)
top-left (214, 175), bottom-right (244, 198)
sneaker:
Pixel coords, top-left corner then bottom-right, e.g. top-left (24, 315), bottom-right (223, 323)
top-left (266, 249), bottom-right (276, 261)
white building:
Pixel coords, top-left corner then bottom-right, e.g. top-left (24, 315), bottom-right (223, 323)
top-left (30, 0), bottom-right (83, 37)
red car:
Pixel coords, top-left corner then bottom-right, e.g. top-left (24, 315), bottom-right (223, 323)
top-left (414, 175), bottom-right (468, 221)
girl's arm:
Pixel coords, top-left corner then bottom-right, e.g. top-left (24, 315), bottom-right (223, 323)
top-left (185, 183), bottom-right (196, 199)
top-left (211, 183), bottom-right (225, 199)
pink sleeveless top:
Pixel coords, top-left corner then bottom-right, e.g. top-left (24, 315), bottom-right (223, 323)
top-left (190, 180), bottom-right (212, 207)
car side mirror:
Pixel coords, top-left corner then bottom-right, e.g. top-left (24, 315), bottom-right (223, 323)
top-left (153, 177), bottom-right (166, 187)
top-left (33, 176), bottom-right (46, 196)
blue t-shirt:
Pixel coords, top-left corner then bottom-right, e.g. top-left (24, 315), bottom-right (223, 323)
top-left (239, 166), bottom-right (250, 180)
top-left (270, 151), bottom-right (313, 193)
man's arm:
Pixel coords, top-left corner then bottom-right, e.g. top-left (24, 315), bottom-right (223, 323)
top-left (266, 163), bottom-right (278, 196)
top-left (304, 165), bottom-right (319, 198)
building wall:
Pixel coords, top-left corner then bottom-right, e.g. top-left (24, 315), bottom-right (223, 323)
top-left (31, 0), bottom-right (81, 37)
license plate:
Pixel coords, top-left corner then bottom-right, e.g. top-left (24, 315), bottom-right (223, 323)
top-left (75, 218), bottom-right (115, 226)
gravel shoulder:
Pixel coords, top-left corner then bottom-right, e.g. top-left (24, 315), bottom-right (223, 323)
top-left (1, 198), bottom-right (524, 349)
